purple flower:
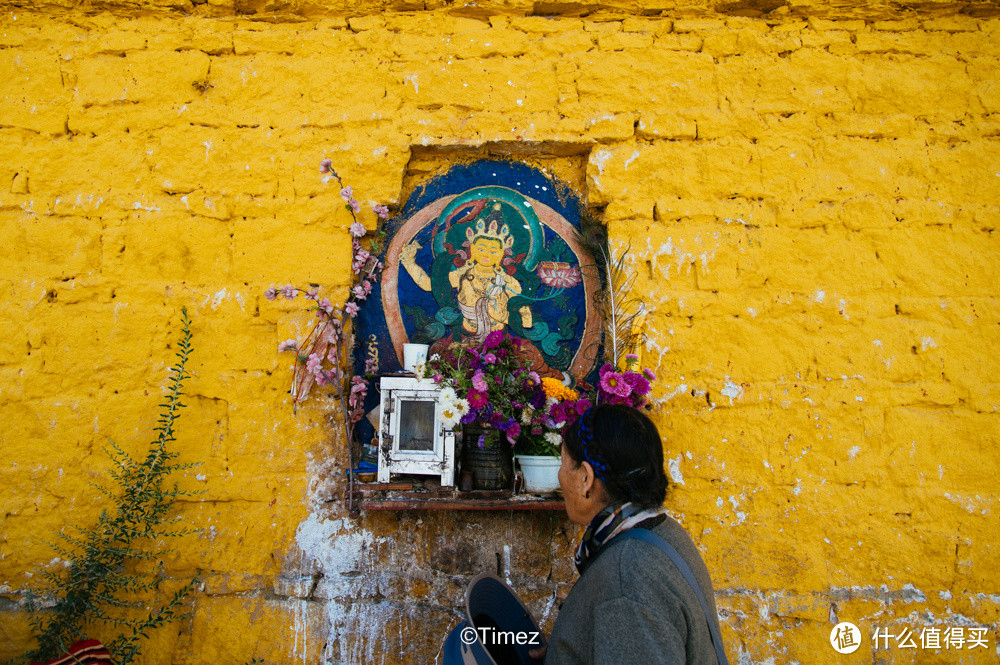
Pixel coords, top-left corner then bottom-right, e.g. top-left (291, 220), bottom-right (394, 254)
top-left (489, 412), bottom-right (506, 428)
top-left (471, 370), bottom-right (488, 392)
top-left (372, 203), bottom-right (389, 220)
top-left (484, 352), bottom-right (497, 364)
top-left (265, 287), bottom-right (278, 301)
top-left (506, 423), bottom-right (521, 444)
top-left (340, 186), bottom-right (353, 201)
top-left (349, 221), bottom-right (365, 238)
top-left (643, 368), bottom-right (656, 381)
top-left (281, 284), bottom-right (296, 299)
top-left (345, 301), bottom-right (360, 318)
top-left (483, 330), bottom-right (504, 350)
top-left (627, 373), bottom-right (651, 396)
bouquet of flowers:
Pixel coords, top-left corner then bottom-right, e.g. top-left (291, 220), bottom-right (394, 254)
top-left (595, 354), bottom-right (656, 408)
top-left (419, 331), bottom-right (590, 455)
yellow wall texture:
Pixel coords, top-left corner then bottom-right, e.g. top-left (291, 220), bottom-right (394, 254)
top-left (1, 0), bottom-right (999, 663)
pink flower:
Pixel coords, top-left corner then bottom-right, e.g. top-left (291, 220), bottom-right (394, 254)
top-left (361, 280), bottom-right (373, 296)
top-left (319, 159), bottom-right (335, 175)
top-left (349, 221), bottom-right (365, 238)
top-left (281, 284), bottom-right (296, 299)
top-left (352, 248), bottom-right (371, 273)
top-left (352, 284), bottom-right (368, 300)
top-left (348, 198), bottom-right (361, 213)
top-left (600, 371), bottom-right (631, 398)
top-left (484, 352), bottom-right (497, 364)
top-left (305, 353), bottom-right (323, 376)
top-left (340, 186), bottom-right (353, 201)
top-left (348, 377), bottom-right (367, 409)
top-left (472, 370), bottom-right (489, 392)
top-left (305, 288), bottom-right (319, 300)
top-left (265, 287), bottom-right (278, 301)
top-left (468, 390), bottom-right (488, 409)
top-left (643, 368), bottom-right (656, 381)
top-left (278, 339), bottom-right (298, 353)
top-left (318, 298), bottom-right (334, 315)
top-left (372, 203), bottom-right (389, 220)
top-left (536, 261), bottom-right (582, 289)
top-left (345, 301), bottom-right (360, 318)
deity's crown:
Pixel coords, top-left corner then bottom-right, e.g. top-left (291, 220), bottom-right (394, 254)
top-left (466, 203), bottom-right (514, 248)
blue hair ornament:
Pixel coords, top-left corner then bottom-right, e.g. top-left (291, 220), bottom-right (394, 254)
top-left (578, 406), bottom-right (608, 481)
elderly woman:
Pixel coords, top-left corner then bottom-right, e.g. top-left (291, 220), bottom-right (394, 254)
top-left (537, 404), bottom-right (728, 665)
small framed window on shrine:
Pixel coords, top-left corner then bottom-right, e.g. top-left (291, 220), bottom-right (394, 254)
top-left (376, 376), bottom-right (455, 487)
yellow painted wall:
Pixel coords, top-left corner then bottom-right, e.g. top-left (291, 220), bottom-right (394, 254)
top-left (1, 0), bottom-right (998, 662)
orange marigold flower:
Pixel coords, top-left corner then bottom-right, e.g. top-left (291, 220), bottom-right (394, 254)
top-left (542, 377), bottom-right (578, 401)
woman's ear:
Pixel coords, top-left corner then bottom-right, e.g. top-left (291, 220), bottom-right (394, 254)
top-left (579, 461), bottom-right (596, 499)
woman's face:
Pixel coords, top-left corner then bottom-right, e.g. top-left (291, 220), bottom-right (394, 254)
top-left (559, 444), bottom-right (605, 526)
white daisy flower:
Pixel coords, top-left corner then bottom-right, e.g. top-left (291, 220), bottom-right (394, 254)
top-left (440, 403), bottom-right (460, 429)
top-left (520, 407), bottom-right (535, 425)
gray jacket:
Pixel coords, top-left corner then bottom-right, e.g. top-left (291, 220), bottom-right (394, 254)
top-left (544, 515), bottom-right (723, 665)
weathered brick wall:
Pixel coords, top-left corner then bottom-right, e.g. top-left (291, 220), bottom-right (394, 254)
top-left (1, 1), bottom-right (998, 663)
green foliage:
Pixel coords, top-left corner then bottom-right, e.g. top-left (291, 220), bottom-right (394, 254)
top-left (22, 307), bottom-right (201, 665)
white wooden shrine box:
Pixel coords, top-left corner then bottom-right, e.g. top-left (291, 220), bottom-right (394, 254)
top-left (376, 376), bottom-right (456, 487)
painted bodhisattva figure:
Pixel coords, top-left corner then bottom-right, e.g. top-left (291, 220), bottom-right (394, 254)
top-left (399, 207), bottom-right (533, 344)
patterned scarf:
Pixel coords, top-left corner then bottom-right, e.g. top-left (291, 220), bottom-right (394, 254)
top-left (573, 502), bottom-right (666, 574)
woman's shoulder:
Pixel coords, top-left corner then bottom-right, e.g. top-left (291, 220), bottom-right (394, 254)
top-left (603, 517), bottom-right (715, 604)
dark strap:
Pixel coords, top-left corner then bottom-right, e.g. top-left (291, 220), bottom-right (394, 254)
top-left (607, 528), bottom-right (729, 665)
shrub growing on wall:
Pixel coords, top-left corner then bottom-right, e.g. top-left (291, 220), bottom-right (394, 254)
top-left (21, 308), bottom-right (200, 665)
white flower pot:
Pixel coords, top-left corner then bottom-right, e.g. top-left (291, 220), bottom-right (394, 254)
top-left (515, 455), bottom-right (562, 495)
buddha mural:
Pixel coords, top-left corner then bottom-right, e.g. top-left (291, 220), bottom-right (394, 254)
top-left (367, 164), bottom-right (601, 385)
top-left (400, 206), bottom-right (533, 344)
